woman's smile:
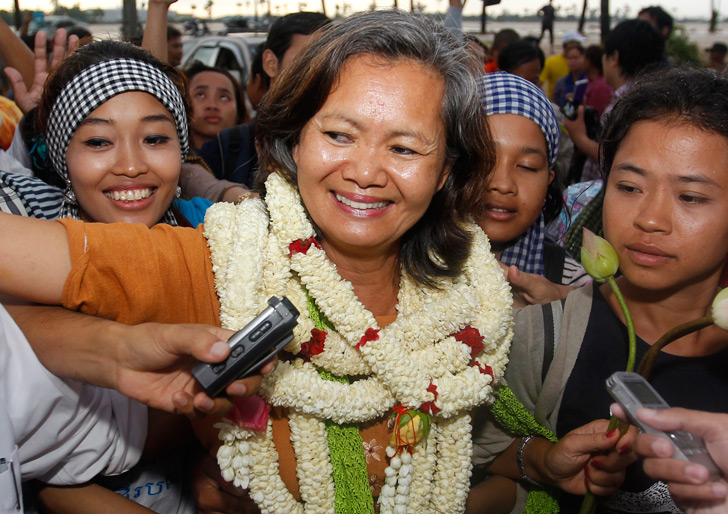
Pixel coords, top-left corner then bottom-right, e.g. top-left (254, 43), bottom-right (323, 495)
top-left (333, 191), bottom-right (392, 217)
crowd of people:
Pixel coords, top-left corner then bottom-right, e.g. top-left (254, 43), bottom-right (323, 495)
top-left (0, 3), bottom-right (727, 514)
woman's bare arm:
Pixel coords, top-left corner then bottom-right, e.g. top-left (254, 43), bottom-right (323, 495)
top-left (0, 213), bottom-right (70, 304)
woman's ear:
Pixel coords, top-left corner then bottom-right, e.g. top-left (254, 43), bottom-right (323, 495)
top-left (437, 160), bottom-right (454, 192)
top-left (548, 169), bottom-right (555, 185)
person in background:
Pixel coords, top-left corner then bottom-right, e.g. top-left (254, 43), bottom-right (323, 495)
top-left (485, 29), bottom-right (520, 73)
top-left (197, 11), bottom-right (329, 187)
top-left (539, 30), bottom-right (586, 102)
top-left (538, 0), bottom-right (556, 50)
top-left (185, 62), bottom-right (247, 153)
top-left (638, 6), bottom-right (673, 41)
top-left (563, 19), bottom-right (664, 167)
top-left (167, 25), bottom-right (184, 67)
top-left (260, 11), bottom-right (329, 85)
top-left (246, 43), bottom-right (268, 113)
top-left (705, 42), bottom-right (728, 74)
top-left (582, 44), bottom-right (613, 118)
top-left (497, 39), bottom-right (544, 86)
top-left (476, 72), bottom-right (587, 308)
top-left (552, 43), bottom-right (586, 107)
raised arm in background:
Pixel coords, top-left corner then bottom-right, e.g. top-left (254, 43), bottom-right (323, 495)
top-left (141, 0), bottom-right (177, 63)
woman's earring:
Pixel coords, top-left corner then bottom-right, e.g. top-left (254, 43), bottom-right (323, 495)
top-left (63, 179), bottom-right (77, 205)
top-left (175, 186), bottom-right (182, 198)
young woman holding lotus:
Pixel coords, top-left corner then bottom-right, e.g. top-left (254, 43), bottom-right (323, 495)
top-left (470, 66), bottom-right (728, 514)
top-left (0, 11), bottom-right (638, 513)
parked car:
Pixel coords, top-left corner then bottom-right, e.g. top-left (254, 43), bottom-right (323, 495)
top-left (181, 34), bottom-right (266, 89)
top-left (28, 15), bottom-right (89, 37)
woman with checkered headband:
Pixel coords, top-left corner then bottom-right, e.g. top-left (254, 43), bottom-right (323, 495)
top-left (9, 39), bottom-right (198, 228)
top-left (475, 72), bottom-right (589, 308)
top-left (0, 39), bottom-right (226, 514)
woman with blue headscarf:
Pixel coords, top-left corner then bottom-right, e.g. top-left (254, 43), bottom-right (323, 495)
top-left (475, 72), bottom-right (589, 306)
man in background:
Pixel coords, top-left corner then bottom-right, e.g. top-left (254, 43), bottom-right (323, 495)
top-left (538, 0), bottom-right (556, 49)
top-left (706, 42), bottom-right (728, 74)
top-left (167, 25), bottom-right (183, 67)
top-left (638, 5), bottom-right (673, 41)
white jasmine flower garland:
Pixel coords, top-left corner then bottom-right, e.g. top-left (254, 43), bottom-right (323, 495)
top-left (205, 172), bottom-right (513, 513)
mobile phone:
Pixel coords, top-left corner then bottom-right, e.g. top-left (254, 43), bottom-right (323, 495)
top-left (192, 296), bottom-right (299, 396)
top-left (573, 78), bottom-right (589, 105)
top-left (563, 99), bottom-right (578, 121)
top-left (606, 371), bottom-right (721, 479)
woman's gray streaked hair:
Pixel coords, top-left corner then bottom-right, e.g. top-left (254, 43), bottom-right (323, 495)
top-left (257, 9), bottom-right (486, 180)
top-left (256, 9), bottom-right (495, 287)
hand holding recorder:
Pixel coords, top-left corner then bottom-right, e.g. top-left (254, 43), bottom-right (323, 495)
top-left (609, 372), bottom-right (728, 512)
top-left (193, 296), bottom-right (299, 397)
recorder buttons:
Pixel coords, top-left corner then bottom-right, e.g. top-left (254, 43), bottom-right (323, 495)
top-left (250, 321), bottom-right (273, 342)
top-left (231, 345), bottom-right (245, 358)
top-left (212, 363), bottom-right (226, 374)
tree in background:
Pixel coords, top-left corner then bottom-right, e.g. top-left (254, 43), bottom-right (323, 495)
top-left (666, 25), bottom-right (702, 64)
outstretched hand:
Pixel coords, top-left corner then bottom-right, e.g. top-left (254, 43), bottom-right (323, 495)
top-left (5, 28), bottom-right (79, 113)
top-left (112, 322), bottom-right (275, 418)
top-left (543, 419), bottom-right (638, 496)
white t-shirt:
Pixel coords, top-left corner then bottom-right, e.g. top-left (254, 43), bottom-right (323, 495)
top-left (0, 304), bottom-right (147, 513)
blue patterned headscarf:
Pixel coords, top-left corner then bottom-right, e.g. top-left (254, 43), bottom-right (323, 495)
top-left (476, 72), bottom-right (562, 277)
top-left (477, 72), bottom-right (560, 169)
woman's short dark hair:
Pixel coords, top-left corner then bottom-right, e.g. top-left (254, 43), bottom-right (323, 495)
top-left (256, 10), bottom-right (494, 287)
top-left (603, 19), bottom-right (664, 79)
top-left (36, 40), bottom-right (190, 189)
top-left (600, 66), bottom-right (728, 177)
top-left (184, 61), bottom-right (246, 124)
top-left (498, 39), bottom-right (544, 73)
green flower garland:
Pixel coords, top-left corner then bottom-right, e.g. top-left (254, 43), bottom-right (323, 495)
top-left (307, 293), bottom-right (375, 514)
top-left (489, 385), bottom-right (560, 514)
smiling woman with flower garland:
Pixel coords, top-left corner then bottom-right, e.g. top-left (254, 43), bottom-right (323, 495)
top-left (0, 11), bottom-right (513, 513)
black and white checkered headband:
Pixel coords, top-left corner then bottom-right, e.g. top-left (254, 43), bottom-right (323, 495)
top-left (46, 58), bottom-right (189, 183)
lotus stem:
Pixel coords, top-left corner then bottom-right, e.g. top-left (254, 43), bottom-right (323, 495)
top-left (637, 316), bottom-right (713, 380)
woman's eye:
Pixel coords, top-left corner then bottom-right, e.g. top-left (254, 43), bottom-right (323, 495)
top-left (680, 193), bottom-right (708, 204)
top-left (145, 135), bottom-right (171, 146)
top-left (194, 92), bottom-right (206, 100)
top-left (616, 183), bottom-right (639, 194)
top-left (517, 164), bottom-right (539, 172)
top-left (84, 138), bottom-right (110, 148)
top-left (391, 145), bottom-right (418, 156)
top-left (325, 132), bottom-right (351, 143)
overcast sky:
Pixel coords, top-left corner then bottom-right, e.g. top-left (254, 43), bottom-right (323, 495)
top-left (5, 0), bottom-right (717, 21)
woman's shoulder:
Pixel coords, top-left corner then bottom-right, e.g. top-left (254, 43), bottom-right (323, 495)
top-left (513, 286), bottom-right (594, 351)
